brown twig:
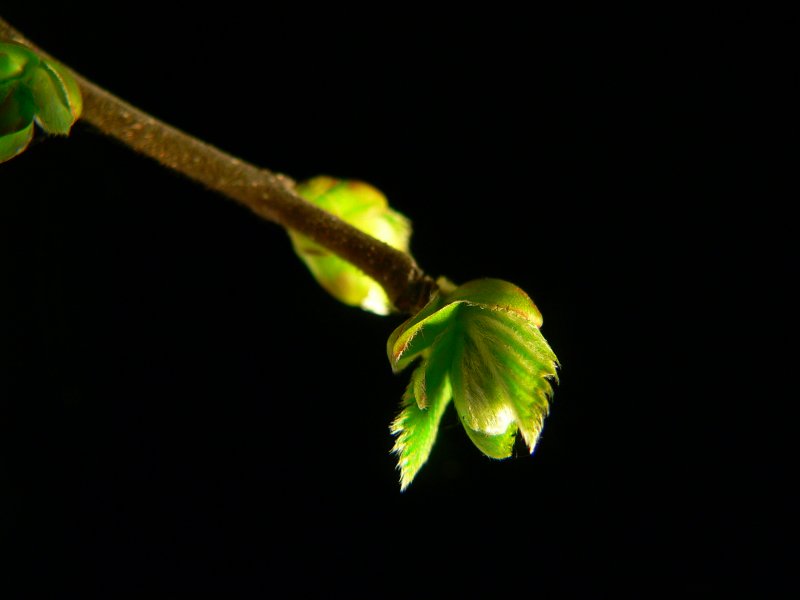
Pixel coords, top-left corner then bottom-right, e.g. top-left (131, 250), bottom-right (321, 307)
top-left (1, 16), bottom-right (437, 314)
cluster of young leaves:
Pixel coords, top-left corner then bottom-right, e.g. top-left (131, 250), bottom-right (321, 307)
top-left (388, 279), bottom-right (558, 489)
top-left (288, 178), bottom-right (559, 489)
top-left (0, 42), bottom-right (82, 163)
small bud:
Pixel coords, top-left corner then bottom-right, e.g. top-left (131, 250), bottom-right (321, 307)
top-left (289, 176), bottom-right (411, 315)
top-left (1, 42), bottom-right (82, 163)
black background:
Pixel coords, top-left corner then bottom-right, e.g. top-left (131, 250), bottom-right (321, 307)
top-left (1, 7), bottom-right (790, 597)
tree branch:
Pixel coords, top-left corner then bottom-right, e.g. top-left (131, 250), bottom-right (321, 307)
top-left (1, 16), bottom-right (437, 314)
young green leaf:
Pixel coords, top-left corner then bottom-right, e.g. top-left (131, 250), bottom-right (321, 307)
top-left (388, 278), bottom-right (559, 489)
top-left (0, 82), bottom-right (35, 162)
top-left (29, 58), bottom-right (83, 134)
top-left (289, 176), bottom-right (411, 314)
top-left (0, 42), bottom-right (82, 163)
top-left (0, 119), bottom-right (33, 163)
top-left (390, 362), bottom-right (452, 490)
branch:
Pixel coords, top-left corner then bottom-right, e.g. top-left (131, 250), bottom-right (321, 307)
top-left (0, 16), bottom-right (437, 314)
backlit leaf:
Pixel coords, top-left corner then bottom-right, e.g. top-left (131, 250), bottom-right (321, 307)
top-left (388, 278), bottom-right (559, 489)
top-left (390, 358), bottom-right (452, 491)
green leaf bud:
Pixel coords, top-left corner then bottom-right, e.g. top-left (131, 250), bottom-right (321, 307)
top-left (0, 42), bottom-right (82, 163)
top-left (289, 176), bottom-right (412, 315)
top-left (387, 278), bottom-right (558, 489)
